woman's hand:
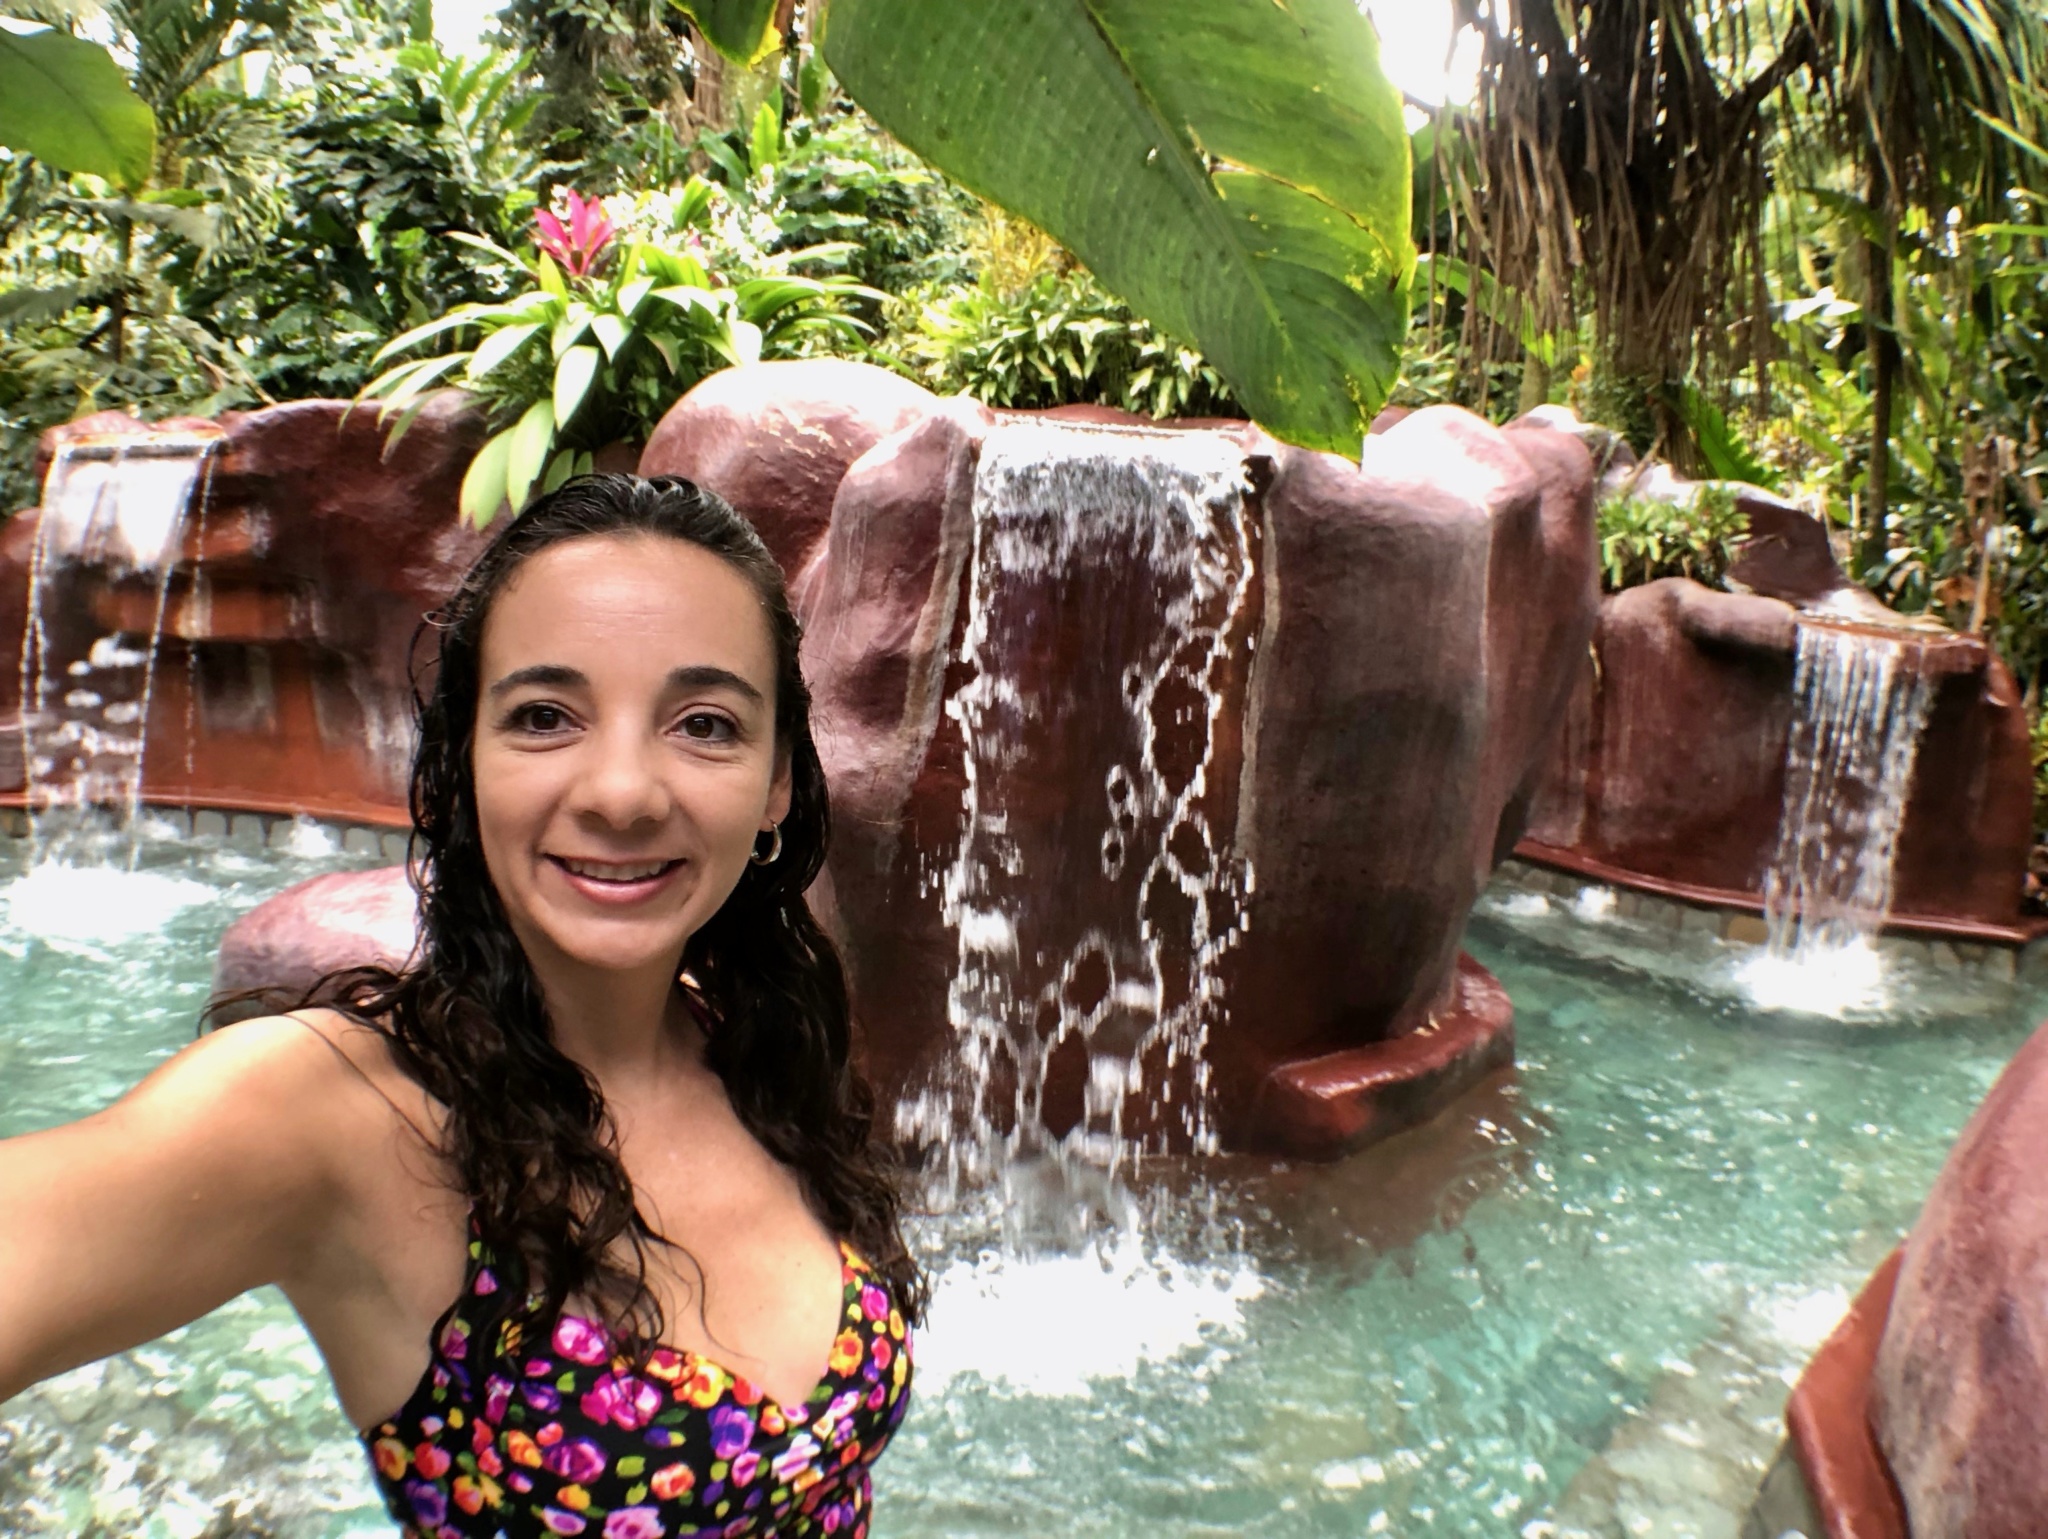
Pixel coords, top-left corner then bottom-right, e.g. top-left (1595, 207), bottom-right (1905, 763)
top-left (0, 1017), bottom-right (349, 1403)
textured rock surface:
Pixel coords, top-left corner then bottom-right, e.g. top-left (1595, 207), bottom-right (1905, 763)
top-left (1870, 1022), bottom-right (2048, 1537)
top-left (211, 866), bottom-right (417, 1020)
top-left (1521, 579), bottom-right (2033, 932)
top-left (638, 359), bottom-right (938, 591)
top-left (799, 396), bottom-right (1597, 1156)
top-left (3, 395), bottom-right (488, 821)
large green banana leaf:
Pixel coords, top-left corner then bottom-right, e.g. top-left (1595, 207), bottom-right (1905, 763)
top-left (0, 24), bottom-right (155, 191)
top-left (679, 0), bottom-right (780, 61)
top-left (820, 0), bottom-right (1413, 455)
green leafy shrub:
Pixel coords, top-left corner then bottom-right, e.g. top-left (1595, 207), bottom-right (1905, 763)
top-left (897, 267), bottom-right (1238, 421)
top-left (694, 103), bottom-right (976, 300)
top-left (364, 186), bottom-right (875, 525)
top-left (1595, 484), bottom-right (1745, 592)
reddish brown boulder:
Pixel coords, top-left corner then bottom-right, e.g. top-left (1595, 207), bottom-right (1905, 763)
top-left (1869, 1022), bottom-right (2048, 1537)
top-left (211, 866), bottom-right (418, 1021)
top-left (1521, 579), bottom-right (2033, 935)
top-left (801, 401), bottom-right (1598, 1158)
top-left (1725, 485), bottom-right (1854, 606)
top-left (637, 360), bottom-right (938, 589)
top-left (1785, 1249), bottom-right (1909, 1539)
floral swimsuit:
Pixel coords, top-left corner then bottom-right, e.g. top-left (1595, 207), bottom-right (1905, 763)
top-left (362, 1228), bottom-right (914, 1539)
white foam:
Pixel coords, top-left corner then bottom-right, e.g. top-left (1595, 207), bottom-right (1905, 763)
top-left (1736, 937), bottom-right (1889, 1017)
top-left (282, 816), bottom-right (341, 859)
top-left (913, 1237), bottom-right (1263, 1398)
top-left (0, 863), bottom-right (214, 948)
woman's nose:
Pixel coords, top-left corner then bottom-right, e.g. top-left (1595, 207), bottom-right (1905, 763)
top-left (570, 725), bottom-right (675, 829)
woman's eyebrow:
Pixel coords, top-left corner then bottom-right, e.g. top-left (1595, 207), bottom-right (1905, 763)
top-left (666, 664), bottom-right (766, 705)
top-left (485, 662), bottom-right (766, 705)
top-left (487, 663), bottom-right (585, 699)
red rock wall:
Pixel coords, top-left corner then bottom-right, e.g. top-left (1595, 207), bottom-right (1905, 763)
top-left (1522, 580), bottom-right (2033, 933)
top-left (1870, 1021), bottom-right (2048, 1537)
top-left (2, 396), bottom-right (488, 825)
top-left (687, 370), bottom-right (1603, 1157)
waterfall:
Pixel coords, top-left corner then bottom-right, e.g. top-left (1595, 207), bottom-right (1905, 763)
top-left (18, 434), bottom-right (219, 864)
top-left (893, 421), bottom-right (1257, 1203)
top-left (1745, 622), bottom-right (1935, 1011)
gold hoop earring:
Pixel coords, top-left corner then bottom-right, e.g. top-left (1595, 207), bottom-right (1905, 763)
top-left (751, 823), bottom-right (783, 865)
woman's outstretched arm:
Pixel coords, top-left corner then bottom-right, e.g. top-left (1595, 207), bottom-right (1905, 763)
top-left (0, 1016), bottom-right (343, 1402)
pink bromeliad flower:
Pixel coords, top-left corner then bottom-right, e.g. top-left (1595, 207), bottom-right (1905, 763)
top-left (533, 190), bottom-right (616, 279)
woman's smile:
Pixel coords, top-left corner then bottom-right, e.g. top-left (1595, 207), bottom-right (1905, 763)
top-left (546, 853), bottom-right (689, 903)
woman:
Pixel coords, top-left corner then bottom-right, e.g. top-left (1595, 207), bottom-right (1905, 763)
top-left (0, 474), bottom-right (922, 1538)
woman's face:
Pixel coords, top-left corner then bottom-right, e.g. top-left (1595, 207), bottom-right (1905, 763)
top-left (472, 532), bottom-right (791, 981)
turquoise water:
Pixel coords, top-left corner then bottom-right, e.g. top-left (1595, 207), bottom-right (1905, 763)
top-left (0, 834), bottom-right (2038, 1537)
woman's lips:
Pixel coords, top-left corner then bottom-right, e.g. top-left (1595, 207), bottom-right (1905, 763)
top-left (545, 855), bottom-right (686, 905)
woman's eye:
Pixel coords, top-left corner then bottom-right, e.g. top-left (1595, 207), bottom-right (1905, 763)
top-left (677, 712), bottom-right (736, 742)
top-left (512, 703), bottom-right (572, 733)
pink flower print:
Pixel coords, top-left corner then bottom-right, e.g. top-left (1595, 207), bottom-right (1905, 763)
top-left (871, 1338), bottom-right (892, 1372)
top-left (581, 1371), bottom-right (661, 1430)
top-left (542, 1436), bottom-right (608, 1486)
top-left (414, 1441), bottom-right (453, 1479)
top-left (865, 1384), bottom-right (886, 1413)
top-left (861, 1285), bottom-right (889, 1323)
top-left (532, 190), bottom-right (617, 280)
top-left (540, 1507), bottom-right (589, 1535)
top-left (508, 1471), bottom-right (534, 1495)
top-left (474, 1266), bottom-right (500, 1295)
top-left (553, 1314), bottom-right (612, 1366)
top-left (772, 1434), bottom-right (821, 1485)
top-left (731, 1447), bottom-right (762, 1487)
top-left (478, 1445), bottom-right (505, 1478)
top-left (484, 1375), bottom-right (513, 1424)
top-left (709, 1403), bottom-right (755, 1459)
top-left (438, 1318), bottom-right (470, 1361)
top-left (603, 1507), bottom-right (666, 1539)
top-left (524, 1357), bottom-right (556, 1378)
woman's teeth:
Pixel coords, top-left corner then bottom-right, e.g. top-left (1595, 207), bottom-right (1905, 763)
top-left (558, 858), bottom-right (676, 881)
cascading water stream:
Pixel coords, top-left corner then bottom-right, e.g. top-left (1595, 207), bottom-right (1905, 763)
top-left (17, 435), bottom-right (218, 868)
top-left (893, 421), bottom-right (1257, 1220)
top-left (1742, 621), bottom-right (1935, 1013)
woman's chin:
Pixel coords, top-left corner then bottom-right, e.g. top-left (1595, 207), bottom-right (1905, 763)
top-left (518, 914), bottom-right (696, 980)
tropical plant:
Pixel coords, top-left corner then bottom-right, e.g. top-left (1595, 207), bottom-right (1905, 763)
top-left (177, 31), bottom-right (555, 400)
top-left (899, 266), bottom-right (1237, 421)
top-left (1440, 0), bottom-right (2048, 469)
top-left (364, 186), bottom-right (877, 525)
top-left (1595, 485), bottom-right (1746, 592)
top-left (818, 0), bottom-right (1414, 454)
top-left (694, 99), bottom-right (975, 299)
top-left (0, 20), bottom-right (156, 188)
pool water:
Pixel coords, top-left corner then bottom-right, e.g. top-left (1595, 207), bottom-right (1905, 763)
top-left (1, 833), bottom-right (2038, 1538)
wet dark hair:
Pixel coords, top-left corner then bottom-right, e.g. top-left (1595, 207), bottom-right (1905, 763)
top-left (214, 473), bottom-right (923, 1356)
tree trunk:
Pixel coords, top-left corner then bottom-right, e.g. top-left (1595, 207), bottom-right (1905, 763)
top-left (1861, 165), bottom-right (1897, 576)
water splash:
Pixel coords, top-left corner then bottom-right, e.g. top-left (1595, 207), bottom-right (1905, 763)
top-left (895, 421), bottom-right (1257, 1203)
top-left (18, 435), bottom-right (218, 866)
top-left (1741, 622), bottom-right (1935, 1014)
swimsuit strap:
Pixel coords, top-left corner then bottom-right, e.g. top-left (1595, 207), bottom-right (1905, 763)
top-left (285, 1012), bottom-right (438, 1152)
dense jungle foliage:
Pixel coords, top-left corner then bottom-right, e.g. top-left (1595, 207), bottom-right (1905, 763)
top-left (3, 0), bottom-right (2048, 724)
